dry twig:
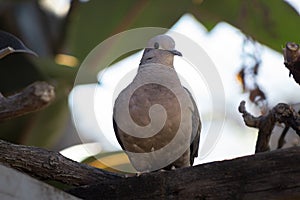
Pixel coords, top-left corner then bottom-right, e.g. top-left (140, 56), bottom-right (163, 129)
top-left (283, 42), bottom-right (300, 85)
top-left (238, 100), bottom-right (300, 153)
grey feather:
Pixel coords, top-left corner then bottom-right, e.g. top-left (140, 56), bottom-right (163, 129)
top-left (113, 34), bottom-right (201, 172)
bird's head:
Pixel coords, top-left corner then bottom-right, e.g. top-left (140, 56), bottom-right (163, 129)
top-left (140, 35), bottom-right (182, 66)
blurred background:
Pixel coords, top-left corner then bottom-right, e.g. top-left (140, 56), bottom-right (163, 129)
top-left (1, 0), bottom-right (300, 173)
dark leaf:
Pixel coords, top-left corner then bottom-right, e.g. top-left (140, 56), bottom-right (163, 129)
top-left (0, 30), bottom-right (37, 58)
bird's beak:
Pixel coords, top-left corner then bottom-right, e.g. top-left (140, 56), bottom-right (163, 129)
top-left (168, 49), bottom-right (182, 56)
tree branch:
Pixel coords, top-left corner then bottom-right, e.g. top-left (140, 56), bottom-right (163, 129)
top-left (0, 81), bottom-right (55, 121)
top-left (238, 100), bottom-right (300, 153)
top-left (0, 138), bottom-right (299, 199)
top-left (277, 126), bottom-right (290, 149)
top-left (0, 139), bottom-right (122, 186)
top-left (283, 42), bottom-right (300, 85)
top-left (68, 147), bottom-right (300, 200)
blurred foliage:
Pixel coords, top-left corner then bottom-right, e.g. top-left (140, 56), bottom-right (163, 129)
top-left (0, 0), bottom-right (299, 151)
top-left (68, 0), bottom-right (300, 60)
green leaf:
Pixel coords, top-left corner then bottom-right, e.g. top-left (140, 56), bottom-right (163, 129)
top-left (192, 0), bottom-right (300, 52)
top-left (68, 0), bottom-right (299, 64)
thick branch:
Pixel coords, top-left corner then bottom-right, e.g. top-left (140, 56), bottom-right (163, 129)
top-left (238, 100), bottom-right (300, 152)
top-left (68, 147), bottom-right (300, 200)
top-left (0, 81), bottom-right (55, 121)
top-left (0, 139), bottom-right (122, 186)
top-left (1, 139), bottom-right (300, 199)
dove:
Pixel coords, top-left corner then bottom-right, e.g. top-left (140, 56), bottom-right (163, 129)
top-left (113, 34), bottom-right (201, 172)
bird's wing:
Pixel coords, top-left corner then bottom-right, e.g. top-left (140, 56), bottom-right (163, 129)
top-left (112, 116), bottom-right (126, 150)
top-left (184, 88), bottom-right (201, 166)
top-left (113, 86), bottom-right (201, 165)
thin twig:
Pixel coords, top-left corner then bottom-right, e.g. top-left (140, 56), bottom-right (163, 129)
top-left (238, 101), bottom-right (300, 153)
top-left (277, 126), bottom-right (289, 149)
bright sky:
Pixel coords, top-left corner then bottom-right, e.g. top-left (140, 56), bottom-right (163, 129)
top-left (285, 0), bottom-right (300, 14)
top-left (66, 2), bottom-right (300, 167)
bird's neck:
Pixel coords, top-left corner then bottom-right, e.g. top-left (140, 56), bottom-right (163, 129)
top-left (139, 57), bottom-right (174, 67)
top-left (136, 63), bottom-right (180, 85)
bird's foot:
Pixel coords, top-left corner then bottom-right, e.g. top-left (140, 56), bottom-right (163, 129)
top-left (135, 170), bottom-right (150, 176)
top-left (124, 173), bottom-right (136, 178)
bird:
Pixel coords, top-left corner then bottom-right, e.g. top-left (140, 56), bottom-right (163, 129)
top-left (113, 34), bottom-right (201, 172)
top-left (0, 30), bottom-right (37, 59)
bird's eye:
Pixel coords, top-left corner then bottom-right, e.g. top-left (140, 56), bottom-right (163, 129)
top-left (154, 42), bottom-right (159, 49)
top-left (146, 57), bottom-right (153, 60)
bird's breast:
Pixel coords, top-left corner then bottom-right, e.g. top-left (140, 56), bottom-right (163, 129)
top-left (126, 83), bottom-right (181, 151)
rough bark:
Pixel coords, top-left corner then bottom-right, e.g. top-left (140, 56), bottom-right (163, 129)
top-left (0, 139), bottom-right (122, 186)
top-left (0, 137), bottom-right (299, 199)
top-left (68, 146), bottom-right (300, 200)
top-left (0, 81), bottom-right (55, 121)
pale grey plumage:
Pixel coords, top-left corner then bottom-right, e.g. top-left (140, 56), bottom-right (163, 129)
top-left (113, 34), bottom-right (201, 172)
